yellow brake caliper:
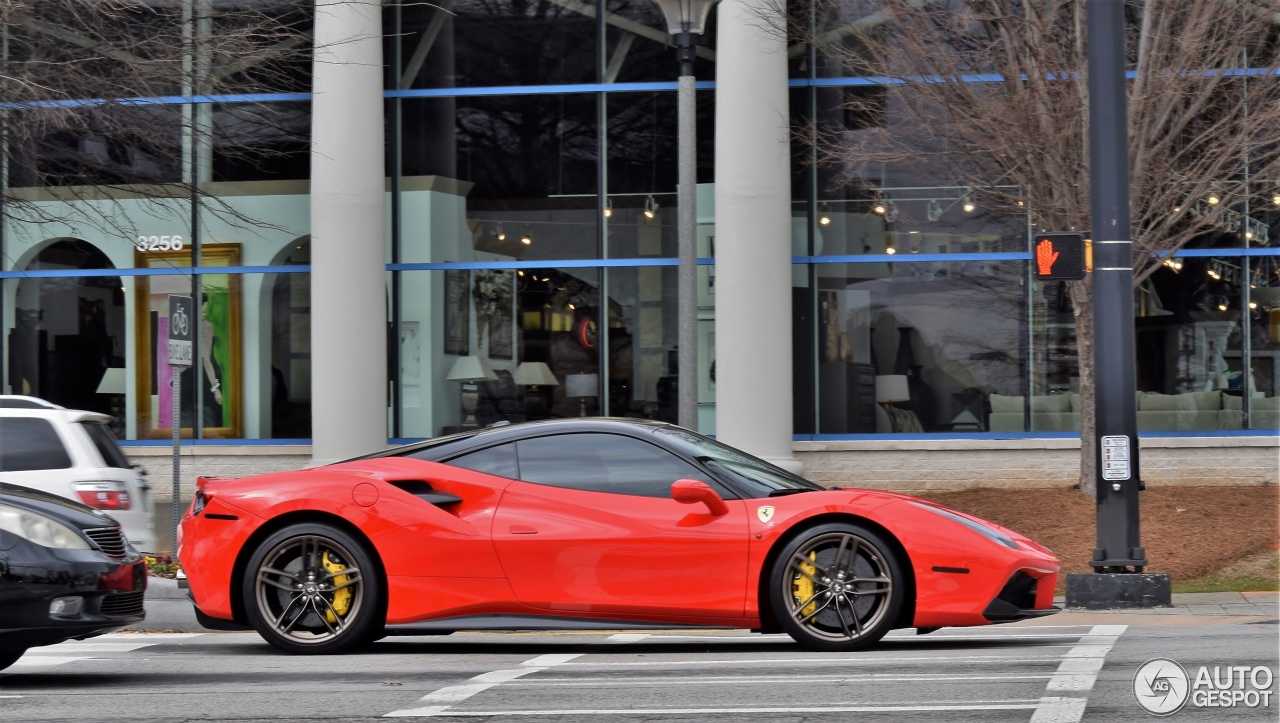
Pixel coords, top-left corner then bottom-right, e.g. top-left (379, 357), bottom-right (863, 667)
top-left (321, 551), bottom-right (352, 623)
top-left (793, 551), bottom-right (817, 617)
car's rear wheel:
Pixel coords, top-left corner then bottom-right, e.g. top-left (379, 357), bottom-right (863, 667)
top-left (0, 648), bottom-right (25, 672)
top-left (770, 522), bottom-right (904, 651)
top-left (243, 523), bottom-right (382, 654)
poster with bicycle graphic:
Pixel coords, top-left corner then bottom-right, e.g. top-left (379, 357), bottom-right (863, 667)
top-left (134, 244), bottom-right (242, 439)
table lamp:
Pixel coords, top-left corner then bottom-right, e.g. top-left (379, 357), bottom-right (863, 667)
top-left (446, 356), bottom-right (498, 427)
top-left (565, 373), bottom-right (598, 417)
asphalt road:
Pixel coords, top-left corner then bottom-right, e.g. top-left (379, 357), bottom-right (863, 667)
top-left (0, 618), bottom-right (1276, 722)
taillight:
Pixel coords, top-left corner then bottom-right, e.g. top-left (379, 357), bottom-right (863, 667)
top-left (73, 481), bottom-right (131, 511)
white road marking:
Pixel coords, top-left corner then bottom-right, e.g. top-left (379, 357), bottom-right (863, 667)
top-left (657, 633), bottom-right (1081, 642)
top-left (409, 703), bottom-right (1041, 717)
top-left (384, 633), bottom-right (648, 718)
top-left (5, 634), bottom-right (201, 672)
top-left (559, 654), bottom-right (1067, 668)
top-left (507, 673), bottom-right (1054, 687)
top-left (1029, 624), bottom-right (1127, 723)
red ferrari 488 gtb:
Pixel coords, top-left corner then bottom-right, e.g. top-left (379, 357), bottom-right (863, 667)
top-left (179, 419), bottom-right (1059, 654)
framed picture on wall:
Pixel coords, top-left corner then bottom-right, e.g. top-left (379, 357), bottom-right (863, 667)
top-left (133, 244), bottom-right (243, 438)
top-left (444, 269), bottom-right (470, 356)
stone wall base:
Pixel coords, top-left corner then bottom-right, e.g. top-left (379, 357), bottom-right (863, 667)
top-left (795, 437), bottom-right (1279, 494)
top-left (130, 436), bottom-right (1279, 503)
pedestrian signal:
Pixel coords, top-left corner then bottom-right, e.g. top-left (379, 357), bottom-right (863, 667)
top-left (1033, 233), bottom-right (1086, 280)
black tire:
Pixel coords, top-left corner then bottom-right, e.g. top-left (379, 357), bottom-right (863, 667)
top-left (769, 522), bottom-right (905, 651)
top-left (243, 522), bottom-right (383, 654)
top-left (0, 648), bottom-right (25, 672)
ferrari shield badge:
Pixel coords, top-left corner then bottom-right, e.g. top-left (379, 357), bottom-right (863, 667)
top-left (756, 506), bottom-right (775, 524)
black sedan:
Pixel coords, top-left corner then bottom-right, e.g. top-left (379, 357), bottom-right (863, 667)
top-left (0, 481), bottom-right (146, 672)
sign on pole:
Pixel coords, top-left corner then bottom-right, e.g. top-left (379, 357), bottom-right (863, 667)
top-left (168, 295), bottom-right (194, 367)
top-left (1033, 233), bottom-right (1087, 281)
top-left (167, 295), bottom-right (193, 554)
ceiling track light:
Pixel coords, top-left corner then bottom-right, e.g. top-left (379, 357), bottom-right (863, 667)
top-left (604, 198), bottom-right (613, 218)
top-left (643, 195), bottom-right (658, 220)
top-left (873, 199), bottom-right (887, 215)
top-left (496, 223), bottom-right (506, 241)
top-left (961, 195), bottom-right (975, 213)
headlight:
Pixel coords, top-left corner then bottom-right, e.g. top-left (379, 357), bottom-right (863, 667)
top-left (911, 502), bottom-right (1020, 550)
top-left (0, 504), bottom-right (92, 550)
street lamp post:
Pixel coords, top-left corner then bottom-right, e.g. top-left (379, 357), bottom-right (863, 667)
top-left (1064, 0), bottom-right (1170, 610)
top-left (651, 0), bottom-right (717, 431)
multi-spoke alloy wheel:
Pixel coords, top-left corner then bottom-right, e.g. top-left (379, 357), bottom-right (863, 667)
top-left (244, 523), bottom-right (381, 654)
top-left (771, 522), bottom-right (904, 651)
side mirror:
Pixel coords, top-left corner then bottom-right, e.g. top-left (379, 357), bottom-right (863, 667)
top-left (671, 479), bottom-right (729, 516)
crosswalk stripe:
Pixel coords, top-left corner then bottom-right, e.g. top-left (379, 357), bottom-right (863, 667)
top-left (5, 634), bottom-right (202, 671)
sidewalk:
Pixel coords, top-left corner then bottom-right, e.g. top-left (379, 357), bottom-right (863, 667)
top-left (1053, 591), bottom-right (1279, 617)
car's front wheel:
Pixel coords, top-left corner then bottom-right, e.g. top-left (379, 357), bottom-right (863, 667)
top-left (770, 522), bottom-right (905, 651)
top-left (0, 648), bottom-right (25, 672)
top-left (243, 523), bottom-right (382, 654)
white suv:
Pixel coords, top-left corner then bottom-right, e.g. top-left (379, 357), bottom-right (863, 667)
top-left (0, 396), bottom-right (156, 552)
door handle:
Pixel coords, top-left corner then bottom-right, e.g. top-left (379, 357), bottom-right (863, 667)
top-left (508, 525), bottom-right (538, 535)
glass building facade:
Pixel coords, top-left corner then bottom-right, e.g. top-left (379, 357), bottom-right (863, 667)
top-left (2, 2), bottom-right (1278, 446)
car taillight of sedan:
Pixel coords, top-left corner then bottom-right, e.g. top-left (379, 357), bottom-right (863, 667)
top-left (73, 481), bottom-right (131, 511)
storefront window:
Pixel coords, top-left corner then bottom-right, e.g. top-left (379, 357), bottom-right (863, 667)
top-left (1246, 255), bottom-right (1280, 430)
top-left (813, 259), bottom-right (1026, 434)
top-left (399, 96), bottom-right (599, 262)
top-left (396, 268), bottom-right (603, 438)
top-left (395, 0), bottom-right (599, 89)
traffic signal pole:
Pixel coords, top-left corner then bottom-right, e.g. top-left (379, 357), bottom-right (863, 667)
top-left (1066, 0), bottom-right (1170, 608)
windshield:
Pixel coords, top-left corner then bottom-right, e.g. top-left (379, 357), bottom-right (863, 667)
top-left (654, 427), bottom-right (822, 498)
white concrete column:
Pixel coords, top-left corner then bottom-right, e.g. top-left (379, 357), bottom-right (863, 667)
top-left (310, 0), bottom-right (387, 463)
top-left (714, 0), bottom-right (801, 474)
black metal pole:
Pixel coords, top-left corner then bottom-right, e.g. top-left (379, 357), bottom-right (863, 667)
top-left (1087, 0), bottom-right (1145, 572)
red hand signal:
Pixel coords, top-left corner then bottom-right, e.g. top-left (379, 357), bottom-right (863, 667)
top-left (1036, 239), bottom-right (1060, 276)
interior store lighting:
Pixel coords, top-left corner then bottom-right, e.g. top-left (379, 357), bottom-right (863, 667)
top-left (604, 198), bottom-right (613, 218)
top-left (927, 199), bottom-right (942, 222)
top-left (873, 201), bottom-right (887, 215)
top-left (1273, 194), bottom-right (1280, 206)
top-left (819, 215), bottom-right (831, 225)
top-left (643, 195), bottom-right (658, 220)
top-left (1208, 193), bottom-right (1220, 205)
top-left (496, 224), bottom-right (506, 241)
top-left (962, 196), bottom-right (975, 213)
top-left (1218, 299), bottom-right (1229, 312)
top-left (521, 234), bottom-right (533, 245)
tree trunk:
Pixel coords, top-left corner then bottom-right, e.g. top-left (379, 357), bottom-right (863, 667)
top-left (1069, 279), bottom-right (1096, 497)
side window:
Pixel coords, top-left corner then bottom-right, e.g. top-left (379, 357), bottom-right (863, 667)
top-left (515, 433), bottom-right (713, 498)
top-left (446, 443), bottom-right (518, 479)
top-left (0, 418), bottom-right (73, 472)
top-left (81, 423), bottom-right (132, 469)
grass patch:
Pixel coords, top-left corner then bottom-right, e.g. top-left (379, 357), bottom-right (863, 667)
top-left (1171, 576), bottom-right (1279, 594)
top-left (1171, 548), bottom-right (1279, 593)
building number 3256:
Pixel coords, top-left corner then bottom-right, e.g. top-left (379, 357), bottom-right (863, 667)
top-left (135, 235), bottom-right (184, 252)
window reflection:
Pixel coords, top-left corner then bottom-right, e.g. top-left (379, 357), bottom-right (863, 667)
top-left (400, 96), bottom-right (599, 262)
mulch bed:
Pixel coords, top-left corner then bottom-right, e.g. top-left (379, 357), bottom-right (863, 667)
top-left (916, 486), bottom-right (1280, 590)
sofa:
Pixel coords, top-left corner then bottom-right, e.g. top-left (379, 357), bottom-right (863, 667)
top-left (988, 391), bottom-right (1280, 432)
